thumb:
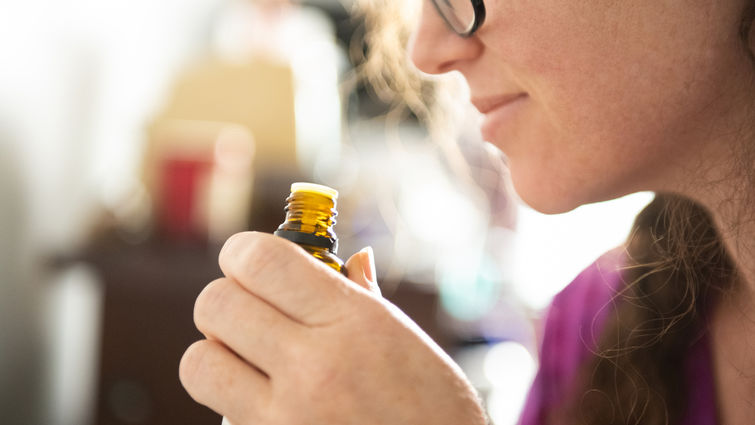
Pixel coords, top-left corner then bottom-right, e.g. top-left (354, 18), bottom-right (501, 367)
top-left (345, 246), bottom-right (381, 295)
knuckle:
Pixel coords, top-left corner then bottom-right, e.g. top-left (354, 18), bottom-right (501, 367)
top-left (179, 340), bottom-right (211, 391)
top-left (228, 233), bottom-right (294, 287)
top-left (306, 363), bottom-right (344, 404)
top-left (218, 232), bottom-right (251, 272)
top-left (239, 234), bottom-right (276, 272)
top-left (291, 342), bottom-right (340, 390)
top-left (286, 339), bottom-right (310, 368)
top-left (194, 278), bottom-right (232, 332)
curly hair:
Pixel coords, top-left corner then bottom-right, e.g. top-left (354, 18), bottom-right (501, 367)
top-left (562, 194), bottom-right (735, 425)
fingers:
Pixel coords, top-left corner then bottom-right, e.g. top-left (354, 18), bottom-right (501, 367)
top-left (219, 232), bottom-right (361, 326)
top-left (345, 247), bottom-right (381, 296)
top-left (179, 339), bottom-right (270, 424)
top-left (194, 277), bottom-right (304, 374)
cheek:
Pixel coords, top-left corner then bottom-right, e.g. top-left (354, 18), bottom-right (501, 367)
top-left (505, 64), bottom-right (687, 213)
top-left (491, 32), bottom-right (659, 210)
top-left (487, 0), bottom-right (743, 212)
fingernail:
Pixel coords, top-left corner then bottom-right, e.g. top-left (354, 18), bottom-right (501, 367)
top-left (360, 246), bottom-right (376, 282)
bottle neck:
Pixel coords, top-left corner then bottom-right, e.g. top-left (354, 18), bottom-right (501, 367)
top-left (275, 191), bottom-right (339, 253)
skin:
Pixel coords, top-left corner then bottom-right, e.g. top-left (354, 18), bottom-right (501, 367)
top-left (181, 0), bottom-right (755, 423)
top-left (180, 235), bottom-right (487, 425)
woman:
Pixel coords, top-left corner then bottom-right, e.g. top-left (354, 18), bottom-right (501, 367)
top-left (179, 0), bottom-right (755, 423)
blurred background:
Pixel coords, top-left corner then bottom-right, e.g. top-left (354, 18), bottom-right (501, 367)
top-left (0, 0), bottom-right (653, 424)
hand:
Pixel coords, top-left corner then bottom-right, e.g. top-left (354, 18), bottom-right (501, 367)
top-left (179, 231), bottom-right (487, 425)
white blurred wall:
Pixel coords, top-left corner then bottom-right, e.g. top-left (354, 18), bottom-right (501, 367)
top-left (0, 1), bottom-right (221, 423)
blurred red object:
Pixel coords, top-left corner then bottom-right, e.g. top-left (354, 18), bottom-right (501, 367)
top-left (157, 157), bottom-right (212, 242)
top-left (144, 120), bottom-right (255, 244)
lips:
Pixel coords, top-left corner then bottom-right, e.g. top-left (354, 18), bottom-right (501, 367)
top-left (472, 93), bottom-right (528, 114)
top-left (477, 93), bottom-right (529, 144)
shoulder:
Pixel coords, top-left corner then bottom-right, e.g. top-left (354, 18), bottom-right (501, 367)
top-left (544, 247), bottom-right (627, 366)
top-left (548, 247), bottom-right (626, 346)
top-left (519, 247), bottom-right (628, 425)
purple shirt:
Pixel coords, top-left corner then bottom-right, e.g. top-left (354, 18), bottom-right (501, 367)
top-left (518, 249), bottom-right (718, 425)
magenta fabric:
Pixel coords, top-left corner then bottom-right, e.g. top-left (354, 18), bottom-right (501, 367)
top-left (518, 249), bottom-right (718, 425)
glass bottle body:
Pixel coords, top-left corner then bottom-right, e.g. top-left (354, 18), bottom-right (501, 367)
top-left (300, 244), bottom-right (346, 274)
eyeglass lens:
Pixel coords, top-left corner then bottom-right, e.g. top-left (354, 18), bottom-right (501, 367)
top-left (434, 0), bottom-right (476, 35)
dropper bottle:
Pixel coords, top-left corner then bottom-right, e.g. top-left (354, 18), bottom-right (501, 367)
top-left (274, 182), bottom-right (347, 275)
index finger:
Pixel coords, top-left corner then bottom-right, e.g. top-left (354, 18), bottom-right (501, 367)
top-left (218, 231), bottom-right (364, 326)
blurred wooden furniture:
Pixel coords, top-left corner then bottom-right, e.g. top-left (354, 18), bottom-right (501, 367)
top-left (82, 237), bottom-right (223, 425)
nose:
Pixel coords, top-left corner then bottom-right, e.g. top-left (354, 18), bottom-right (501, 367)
top-left (409, 1), bottom-right (483, 75)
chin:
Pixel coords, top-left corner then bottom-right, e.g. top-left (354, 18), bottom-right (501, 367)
top-left (508, 162), bottom-right (592, 215)
top-left (516, 188), bottom-right (583, 215)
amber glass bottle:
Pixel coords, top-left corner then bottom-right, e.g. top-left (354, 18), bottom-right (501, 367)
top-left (274, 182), bottom-right (347, 276)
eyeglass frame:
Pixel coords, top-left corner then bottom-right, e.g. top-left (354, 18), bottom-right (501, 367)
top-left (430, 0), bottom-right (486, 38)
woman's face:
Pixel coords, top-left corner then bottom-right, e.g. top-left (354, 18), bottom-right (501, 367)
top-left (410, 0), bottom-right (754, 213)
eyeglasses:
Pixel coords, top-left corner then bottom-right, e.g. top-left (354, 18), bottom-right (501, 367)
top-left (430, 0), bottom-right (486, 37)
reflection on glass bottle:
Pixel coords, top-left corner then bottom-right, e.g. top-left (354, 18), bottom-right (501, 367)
top-left (274, 182), bottom-right (347, 276)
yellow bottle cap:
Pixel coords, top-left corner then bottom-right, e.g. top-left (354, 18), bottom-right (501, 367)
top-left (290, 182), bottom-right (339, 200)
